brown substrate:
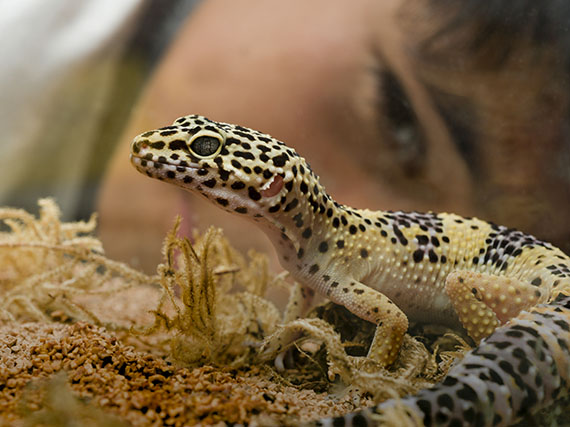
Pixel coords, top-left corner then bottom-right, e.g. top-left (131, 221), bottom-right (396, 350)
top-left (1, 322), bottom-right (354, 426)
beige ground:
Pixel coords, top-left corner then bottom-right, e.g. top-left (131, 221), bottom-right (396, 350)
top-left (0, 199), bottom-right (566, 426)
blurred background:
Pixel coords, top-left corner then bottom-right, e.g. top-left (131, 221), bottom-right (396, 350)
top-left (2, 0), bottom-right (570, 273)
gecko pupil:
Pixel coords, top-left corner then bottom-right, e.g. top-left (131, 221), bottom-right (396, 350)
top-left (190, 136), bottom-right (220, 156)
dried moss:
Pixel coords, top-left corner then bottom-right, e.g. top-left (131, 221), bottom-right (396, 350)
top-left (0, 198), bottom-right (155, 325)
top-left (0, 199), bottom-right (477, 425)
top-left (134, 217), bottom-right (281, 367)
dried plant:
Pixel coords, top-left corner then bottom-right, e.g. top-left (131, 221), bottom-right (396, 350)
top-left (133, 217), bottom-right (282, 366)
top-left (0, 198), bottom-right (155, 324)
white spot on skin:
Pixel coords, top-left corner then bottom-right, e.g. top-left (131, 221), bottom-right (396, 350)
top-left (235, 170), bottom-right (248, 181)
top-left (260, 175), bottom-right (276, 192)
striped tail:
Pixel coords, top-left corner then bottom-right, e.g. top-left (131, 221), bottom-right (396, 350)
top-left (310, 293), bottom-right (570, 427)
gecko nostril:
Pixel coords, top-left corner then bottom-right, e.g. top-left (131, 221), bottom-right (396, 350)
top-left (135, 139), bottom-right (149, 151)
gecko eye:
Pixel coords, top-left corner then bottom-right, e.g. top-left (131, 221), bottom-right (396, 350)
top-left (189, 135), bottom-right (222, 157)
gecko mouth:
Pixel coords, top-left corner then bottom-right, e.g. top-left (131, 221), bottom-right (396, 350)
top-left (260, 174), bottom-right (284, 198)
top-left (129, 154), bottom-right (206, 188)
top-left (130, 154), bottom-right (200, 172)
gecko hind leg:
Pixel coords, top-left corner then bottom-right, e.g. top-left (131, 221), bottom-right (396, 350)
top-left (445, 270), bottom-right (545, 343)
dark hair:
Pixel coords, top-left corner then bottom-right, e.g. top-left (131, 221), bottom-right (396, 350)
top-left (423, 0), bottom-right (570, 70)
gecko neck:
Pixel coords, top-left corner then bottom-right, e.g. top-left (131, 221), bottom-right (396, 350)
top-left (256, 179), bottom-right (350, 275)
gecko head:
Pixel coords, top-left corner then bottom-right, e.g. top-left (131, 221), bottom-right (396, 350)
top-left (130, 115), bottom-right (323, 222)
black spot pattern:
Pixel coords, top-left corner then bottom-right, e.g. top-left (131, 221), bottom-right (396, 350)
top-left (272, 153), bottom-right (288, 167)
top-left (203, 179), bottom-right (216, 188)
top-left (168, 140), bottom-right (187, 151)
top-left (381, 211), bottom-right (445, 254)
top-left (133, 115), bottom-right (570, 427)
top-left (546, 263), bottom-right (570, 278)
top-left (248, 187), bottom-right (261, 201)
top-left (481, 224), bottom-right (551, 271)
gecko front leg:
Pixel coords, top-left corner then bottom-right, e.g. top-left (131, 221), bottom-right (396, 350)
top-left (259, 282), bottom-right (315, 364)
top-left (323, 278), bottom-right (409, 366)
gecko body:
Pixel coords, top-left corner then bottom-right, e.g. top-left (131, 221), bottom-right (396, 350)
top-left (130, 115), bottom-right (570, 424)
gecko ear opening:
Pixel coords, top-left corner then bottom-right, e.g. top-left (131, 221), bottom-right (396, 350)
top-left (261, 174), bottom-right (284, 198)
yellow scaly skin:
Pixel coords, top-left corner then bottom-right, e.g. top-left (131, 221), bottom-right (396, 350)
top-left (130, 115), bottom-right (570, 365)
top-left (130, 115), bottom-right (570, 424)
